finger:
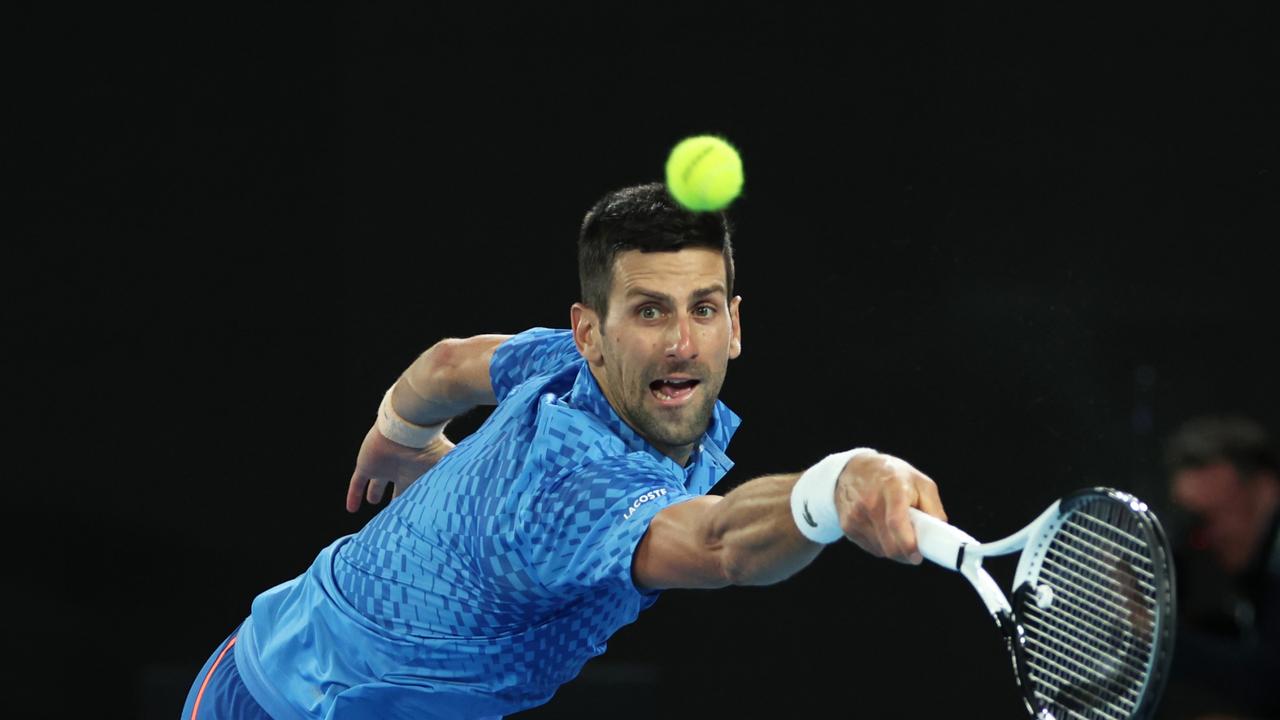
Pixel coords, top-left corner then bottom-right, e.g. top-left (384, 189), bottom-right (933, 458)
top-left (884, 492), bottom-right (922, 564)
top-left (838, 489), bottom-right (873, 543)
top-left (346, 472), bottom-right (369, 513)
top-left (912, 470), bottom-right (947, 522)
top-left (366, 477), bottom-right (388, 506)
top-left (881, 465), bottom-right (922, 563)
top-left (839, 463), bottom-right (898, 559)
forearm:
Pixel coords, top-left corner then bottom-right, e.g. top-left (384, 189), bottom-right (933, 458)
top-left (637, 450), bottom-right (942, 591)
top-left (390, 335), bottom-right (508, 425)
top-left (707, 472), bottom-right (821, 586)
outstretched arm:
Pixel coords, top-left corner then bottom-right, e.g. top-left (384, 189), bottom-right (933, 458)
top-left (633, 451), bottom-right (946, 590)
top-left (345, 334), bottom-right (510, 512)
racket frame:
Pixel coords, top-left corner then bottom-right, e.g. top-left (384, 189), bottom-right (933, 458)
top-left (910, 488), bottom-right (1176, 720)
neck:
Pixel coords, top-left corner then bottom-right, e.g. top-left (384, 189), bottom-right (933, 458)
top-left (662, 446), bottom-right (694, 467)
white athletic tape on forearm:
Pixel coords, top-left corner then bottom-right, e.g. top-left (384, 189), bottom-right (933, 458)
top-left (791, 447), bottom-right (877, 544)
top-left (376, 385), bottom-right (447, 449)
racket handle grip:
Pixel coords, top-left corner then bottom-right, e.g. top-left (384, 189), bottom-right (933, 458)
top-left (908, 508), bottom-right (980, 571)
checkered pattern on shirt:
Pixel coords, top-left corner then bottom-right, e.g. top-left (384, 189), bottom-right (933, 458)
top-left (332, 328), bottom-right (738, 712)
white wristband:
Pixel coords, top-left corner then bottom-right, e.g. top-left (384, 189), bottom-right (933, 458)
top-left (376, 385), bottom-right (447, 449)
top-left (791, 447), bottom-right (877, 544)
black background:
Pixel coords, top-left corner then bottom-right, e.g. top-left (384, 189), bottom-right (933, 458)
top-left (12, 3), bottom-right (1277, 718)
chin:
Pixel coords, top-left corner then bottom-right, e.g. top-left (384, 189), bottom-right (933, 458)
top-left (653, 419), bottom-right (708, 449)
top-left (630, 395), bottom-right (715, 449)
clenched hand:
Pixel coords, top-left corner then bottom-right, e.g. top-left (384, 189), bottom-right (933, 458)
top-left (835, 452), bottom-right (947, 564)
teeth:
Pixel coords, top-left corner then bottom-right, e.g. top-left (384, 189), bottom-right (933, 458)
top-left (655, 384), bottom-right (693, 400)
top-left (652, 378), bottom-right (699, 401)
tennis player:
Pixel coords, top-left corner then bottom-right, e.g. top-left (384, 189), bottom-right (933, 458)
top-left (181, 183), bottom-right (948, 719)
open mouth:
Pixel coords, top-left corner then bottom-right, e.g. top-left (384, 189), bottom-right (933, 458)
top-left (649, 377), bottom-right (700, 404)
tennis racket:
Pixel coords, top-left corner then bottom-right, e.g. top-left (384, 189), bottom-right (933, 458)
top-left (908, 487), bottom-right (1176, 720)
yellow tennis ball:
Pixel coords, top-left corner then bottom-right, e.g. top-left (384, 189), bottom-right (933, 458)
top-left (664, 135), bottom-right (743, 212)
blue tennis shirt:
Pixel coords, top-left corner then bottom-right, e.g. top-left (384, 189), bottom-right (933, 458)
top-left (234, 328), bottom-right (740, 719)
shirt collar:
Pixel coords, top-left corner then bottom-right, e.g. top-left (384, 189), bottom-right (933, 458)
top-left (567, 361), bottom-right (740, 478)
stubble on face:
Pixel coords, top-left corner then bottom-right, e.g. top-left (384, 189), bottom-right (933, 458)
top-left (598, 336), bottom-right (725, 452)
top-left (585, 248), bottom-right (741, 464)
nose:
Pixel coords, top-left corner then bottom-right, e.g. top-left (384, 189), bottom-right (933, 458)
top-left (664, 313), bottom-right (698, 360)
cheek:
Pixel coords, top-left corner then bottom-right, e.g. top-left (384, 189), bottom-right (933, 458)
top-left (607, 335), bottom-right (653, 376)
top-left (1174, 474), bottom-right (1232, 511)
top-left (702, 324), bottom-right (733, 358)
top-left (1172, 479), bottom-right (1198, 507)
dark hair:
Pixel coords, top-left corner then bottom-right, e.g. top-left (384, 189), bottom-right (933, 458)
top-left (1164, 415), bottom-right (1279, 480)
top-left (578, 182), bottom-right (734, 320)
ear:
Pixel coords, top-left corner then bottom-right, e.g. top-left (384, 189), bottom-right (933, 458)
top-left (571, 303), bottom-right (605, 365)
top-left (728, 295), bottom-right (743, 359)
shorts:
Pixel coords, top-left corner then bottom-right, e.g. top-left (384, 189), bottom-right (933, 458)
top-left (180, 624), bottom-right (273, 719)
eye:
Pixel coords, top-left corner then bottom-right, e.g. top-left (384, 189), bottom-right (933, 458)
top-left (694, 304), bottom-right (717, 318)
top-left (638, 306), bottom-right (661, 320)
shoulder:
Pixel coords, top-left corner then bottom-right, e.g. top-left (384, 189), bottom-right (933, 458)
top-left (491, 328), bottom-right (576, 366)
top-left (530, 392), bottom-right (634, 470)
top-left (490, 328), bottom-right (581, 403)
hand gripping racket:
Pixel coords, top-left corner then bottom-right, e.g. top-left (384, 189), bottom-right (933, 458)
top-left (908, 488), bottom-right (1176, 720)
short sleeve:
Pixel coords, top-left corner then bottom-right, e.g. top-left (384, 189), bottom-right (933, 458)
top-left (489, 328), bottom-right (581, 403)
top-left (522, 453), bottom-right (691, 596)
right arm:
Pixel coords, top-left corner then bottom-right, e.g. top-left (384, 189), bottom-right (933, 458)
top-left (390, 333), bottom-right (511, 423)
top-left (345, 334), bottom-right (510, 512)
top-left (632, 451), bottom-right (947, 591)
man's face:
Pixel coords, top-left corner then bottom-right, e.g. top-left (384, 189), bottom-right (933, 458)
top-left (1172, 461), bottom-right (1245, 520)
top-left (573, 247), bottom-right (741, 464)
top-left (1171, 461), bottom-right (1254, 561)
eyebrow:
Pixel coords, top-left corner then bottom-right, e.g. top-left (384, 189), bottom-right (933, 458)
top-left (624, 285), bottom-right (727, 305)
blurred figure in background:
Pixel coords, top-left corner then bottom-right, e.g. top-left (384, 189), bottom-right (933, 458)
top-left (1159, 415), bottom-right (1279, 720)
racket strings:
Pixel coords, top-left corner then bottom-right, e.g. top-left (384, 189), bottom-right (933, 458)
top-left (1021, 603), bottom-right (1149, 680)
top-left (1019, 499), bottom-right (1161, 720)
top-left (1038, 552), bottom-right (1156, 635)
top-left (1053, 525), bottom-right (1156, 584)
top-left (1018, 604), bottom-right (1152, 696)
top-left (1061, 519), bottom-right (1156, 579)
top-left (1022, 604), bottom-right (1150, 683)
top-left (1038, 561), bottom-right (1145, 621)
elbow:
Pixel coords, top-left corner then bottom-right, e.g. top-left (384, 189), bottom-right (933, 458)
top-left (425, 337), bottom-right (465, 374)
top-left (413, 338), bottom-right (466, 400)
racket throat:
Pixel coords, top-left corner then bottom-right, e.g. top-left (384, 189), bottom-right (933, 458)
top-left (959, 553), bottom-right (1014, 618)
